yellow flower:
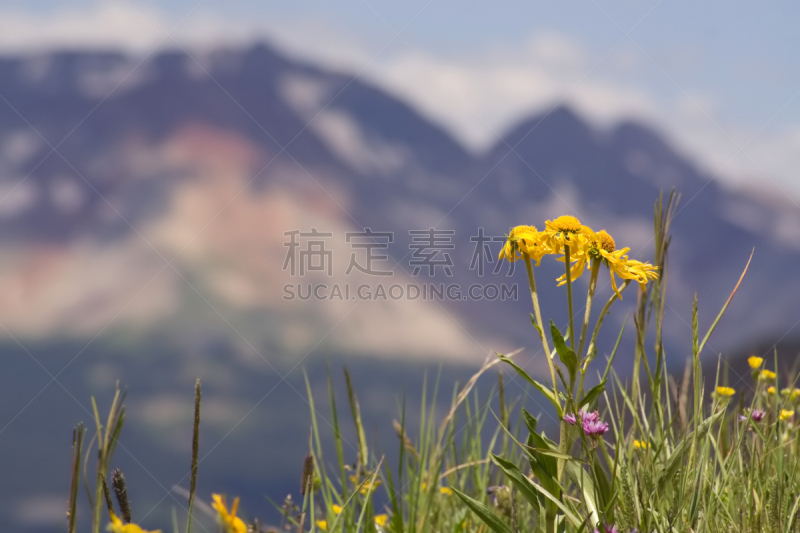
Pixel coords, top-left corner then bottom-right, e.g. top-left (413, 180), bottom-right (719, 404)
top-left (374, 514), bottom-right (389, 527)
top-left (625, 259), bottom-right (660, 290)
top-left (316, 520), bottom-right (328, 531)
top-left (633, 439), bottom-right (649, 450)
top-left (768, 386), bottom-right (776, 394)
top-left (748, 356), bottom-right (763, 369)
top-left (440, 487), bottom-right (453, 495)
top-left (760, 369), bottom-right (777, 381)
top-left (781, 409), bottom-right (795, 421)
top-left (791, 389), bottom-right (800, 401)
top-left (544, 215), bottom-right (587, 255)
top-left (211, 494), bottom-right (247, 533)
top-left (107, 511), bottom-right (161, 533)
top-left (556, 228), bottom-right (658, 298)
top-left (332, 504), bottom-right (343, 515)
top-left (498, 225), bottom-right (550, 265)
top-left (350, 475), bottom-right (381, 495)
top-left (716, 386), bottom-right (735, 397)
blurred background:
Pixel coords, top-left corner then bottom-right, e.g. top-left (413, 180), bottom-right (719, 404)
top-left (1, 1), bottom-right (799, 531)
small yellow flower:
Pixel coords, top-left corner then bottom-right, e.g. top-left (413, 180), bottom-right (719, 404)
top-left (544, 215), bottom-right (587, 255)
top-left (768, 386), bottom-right (776, 394)
top-left (556, 228), bottom-right (658, 297)
top-left (316, 520), bottom-right (328, 531)
top-left (374, 514), bottom-right (389, 527)
top-left (332, 504), bottom-right (343, 515)
top-left (781, 409), bottom-right (795, 421)
top-left (211, 494), bottom-right (247, 533)
top-left (440, 487), bottom-right (453, 495)
top-left (633, 439), bottom-right (649, 450)
top-left (716, 386), bottom-right (735, 397)
top-left (350, 475), bottom-right (381, 495)
top-left (791, 389), bottom-right (800, 401)
top-left (107, 511), bottom-right (161, 533)
top-left (498, 225), bottom-right (550, 265)
top-left (748, 356), bottom-right (763, 369)
top-left (760, 369), bottom-right (777, 381)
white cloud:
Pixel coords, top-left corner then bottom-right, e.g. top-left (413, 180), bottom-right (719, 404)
top-left (0, 4), bottom-right (164, 52)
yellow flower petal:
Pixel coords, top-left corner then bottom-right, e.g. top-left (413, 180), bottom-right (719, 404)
top-left (781, 409), bottom-right (795, 421)
top-left (544, 216), bottom-right (587, 255)
top-left (716, 386), bottom-right (735, 397)
top-left (316, 520), bottom-right (328, 531)
top-left (107, 511), bottom-right (161, 533)
top-left (374, 514), bottom-right (389, 527)
top-left (748, 356), bottom-right (763, 369)
top-left (760, 369), bottom-right (777, 381)
top-left (499, 225), bottom-right (550, 264)
top-left (211, 494), bottom-right (247, 533)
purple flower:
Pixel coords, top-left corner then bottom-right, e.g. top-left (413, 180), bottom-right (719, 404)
top-left (581, 409), bottom-right (600, 423)
top-left (582, 418), bottom-right (609, 438)
top-left (741, 409), bottom-right (766, 423)
top-left (564, 413), bottom-right (578, 425)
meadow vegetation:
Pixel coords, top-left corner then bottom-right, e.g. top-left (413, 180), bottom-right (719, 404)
top-left (69, 193), bottom-right (800, 533)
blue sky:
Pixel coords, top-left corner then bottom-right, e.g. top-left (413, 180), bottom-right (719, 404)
top-left (2, 0), bottom-right (799, 199)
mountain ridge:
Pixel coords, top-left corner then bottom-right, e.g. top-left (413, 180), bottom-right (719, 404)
top-left (0, 41), bottom-right (799, 532)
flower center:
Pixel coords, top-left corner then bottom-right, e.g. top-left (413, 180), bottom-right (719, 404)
top-left (597, 230), bottom-right (615, 253)
top-left (551, 215), bottom-right (582, 233)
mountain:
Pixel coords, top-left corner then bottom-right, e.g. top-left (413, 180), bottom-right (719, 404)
top-left (0, 42), bottom-right (799, 531)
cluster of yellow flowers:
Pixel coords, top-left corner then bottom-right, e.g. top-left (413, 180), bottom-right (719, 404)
top-left (499, 215), bottom-right (659, 296)
top-left (316, 504), bottom-right (389, 530)
top-left (106, 491), bottom-right (247, 532)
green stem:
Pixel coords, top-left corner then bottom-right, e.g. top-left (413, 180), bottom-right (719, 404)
top-left (564, 245), bottom-right (575, 352)
top-left (576, 258), bottom-right (602, 398)
top-left (585, 279), bottom-right (631, 366)
top-left (524, 255), bottom-right (559, 409)
top-left (524, 255), bottom-right (568, 507)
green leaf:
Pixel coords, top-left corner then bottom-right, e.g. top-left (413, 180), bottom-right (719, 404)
top-left (500, 356), bottom-right (562, 416)
top-left (531, 313), bottom-right (543, 338)
top-left (591, 459), bottom-right (613, 516)
top-left (452, 488), bottom-right (513, 533)
top-left (601, 316), bottom-right (626, 382)
top-left (527, 448), bottom-right (575, 461)
top-left (656, 409), bottom-right (724, 493)
top-left (522, 408), bottom-right (538, 436)
top-left (550, 321), bottom-right (578, 382)
top-left (493, 455), bottom-right (583, 528)
top-left (522, 410), bottom-right (558, 478)
top-left (578, 380), bottom-right (606, 410)
top-left (566, 462), bottom-right (599, 529)
top-left (491, 454), bottom-right (541, 515)
top-left (521, 410), bottom-right (561, 509)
